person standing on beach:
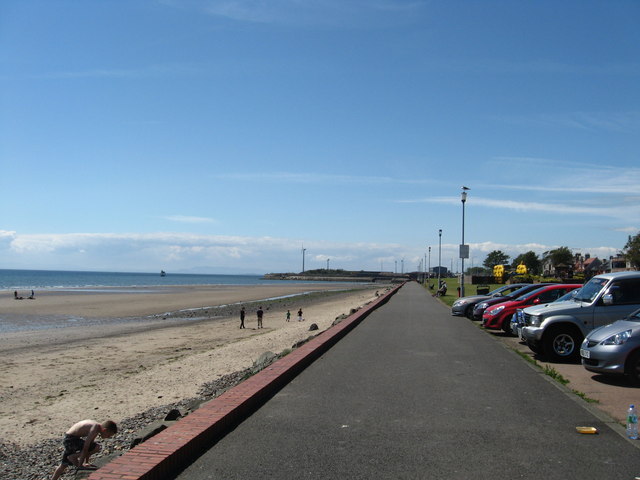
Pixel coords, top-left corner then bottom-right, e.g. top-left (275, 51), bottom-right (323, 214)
top-left (297, 308), bottom-right (304, 322)
top-left (257, 306), bottom-right (264, 328)
top-left (286, 310), bottom-right (291, 322)
top-left (239, 307), bottom-right (246, 329)
top-left (50, 419), bottom-right (117, 480)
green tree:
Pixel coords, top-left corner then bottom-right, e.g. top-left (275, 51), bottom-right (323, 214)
top-left (623, 233), bottom-right (640, 268)
top-left (483, 250), bottom-right (510, 269)
top-left (543, 246), bottom-right (574, 269)
top-left (467, 266), bottom-right (491, 275)
top-left (511, 251), bottom-right (542, 275)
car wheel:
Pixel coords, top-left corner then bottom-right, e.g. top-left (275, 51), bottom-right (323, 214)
top-left (465, 305), bottom-right (475, 319)
top-left (526, 341), bottom-right (542, 354)
top-left (626, 351), bottom-right (640, 386)
top-left (501, 318), bottom-right (514, 335)
top-left (542, 326), bottom-right (582, 362)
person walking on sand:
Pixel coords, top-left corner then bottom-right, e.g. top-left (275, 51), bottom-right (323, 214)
top-left (257, 306), bottom-right (264, 328)
top-left (297, 308), bottom-right (304, 322)
top-left (239, 307), bottom-right (246, 329)
top-left (50, 419), bottom-right (117, 480)
top-left (286, 310), bottom-right (291, 322)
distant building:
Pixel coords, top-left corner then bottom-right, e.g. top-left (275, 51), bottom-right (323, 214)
top-left (431, 266), bottom-right (449, 277)
top-left (573, 253), bottom-right (602, 278)
top-left (572, 253), bottom-right (631, 278)
top-left (602, 255), bottom-right (631, 273)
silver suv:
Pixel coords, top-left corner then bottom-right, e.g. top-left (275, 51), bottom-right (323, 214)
top-left (521, 271), bottom-right (640, 362)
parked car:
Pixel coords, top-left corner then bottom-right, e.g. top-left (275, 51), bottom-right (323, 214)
top-left (521, 271), bottom-right (640, 362)
top-left (580, 308), bottom-right (640, 385)
top-left (510, 288), bottom-right (581, 337)
top-left (483, 284), bottom-right (581, 332)
top-left (472, 283), bottom-right (553, 321)
top-left (451, 283), bottom-right (528, 318)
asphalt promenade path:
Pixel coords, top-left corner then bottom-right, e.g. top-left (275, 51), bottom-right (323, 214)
top-left (176, 282), bottom-right (640, 479)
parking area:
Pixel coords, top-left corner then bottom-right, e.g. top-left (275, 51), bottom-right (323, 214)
top-left (446, 274), bottom-right (640, 426)
top-left (485, 327), bottom-right (638, 425)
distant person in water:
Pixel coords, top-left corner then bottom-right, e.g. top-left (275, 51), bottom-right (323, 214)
top-left (50, 419), bottom-right (117, 480)
top-left (239, 307), bottom-right (246, 329)
top-left (257, 306), bottom-right (264, 328)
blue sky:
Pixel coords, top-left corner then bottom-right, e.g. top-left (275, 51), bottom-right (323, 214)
top-left (1, 0), bottom-right (639, 274)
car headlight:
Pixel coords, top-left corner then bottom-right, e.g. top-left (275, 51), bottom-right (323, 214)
top-left (601, 329), bottom-right (632, 346)
top-left (453, 300), bottom-right (467, 307)
top-left (528, 315), bottom-right (542, 327)
top-left (477, 302), bottom-right (488, 310)
top-left (487, 305), bottom-right (504, 316)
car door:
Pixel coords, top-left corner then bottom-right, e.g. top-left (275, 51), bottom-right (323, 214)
top-left (533, 288), bottom-right (562, 305)
top-left (591, 278), bottom-right (640, 329)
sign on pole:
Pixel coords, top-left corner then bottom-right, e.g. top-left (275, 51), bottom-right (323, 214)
top-left (459, 244), bottom-right (469, 259)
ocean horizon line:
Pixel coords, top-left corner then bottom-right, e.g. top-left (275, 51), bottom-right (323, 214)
top-left (0, 269), bottom-right (305, 291)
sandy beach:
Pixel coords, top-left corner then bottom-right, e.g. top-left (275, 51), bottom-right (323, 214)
top-left (0, 283), bottom-right (384, 447)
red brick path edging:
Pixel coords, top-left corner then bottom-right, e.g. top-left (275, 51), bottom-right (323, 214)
top-left (88, 283), bottom-right (404, 480)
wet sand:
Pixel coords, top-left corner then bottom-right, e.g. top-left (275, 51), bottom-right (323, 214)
top-left (0, 283), bottom-right (384, 446)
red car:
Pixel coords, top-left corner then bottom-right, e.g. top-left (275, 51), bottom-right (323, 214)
top-left (482, 284), bottom-right (582, 332)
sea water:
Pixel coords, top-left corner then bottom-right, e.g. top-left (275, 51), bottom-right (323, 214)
top-left (0, 269), bottom-right (352, 334)
top-left (0, 269), bottom-right (292, 291)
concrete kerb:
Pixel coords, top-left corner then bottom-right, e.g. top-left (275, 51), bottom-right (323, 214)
top-left (88, 283), bottom-right (405, 480)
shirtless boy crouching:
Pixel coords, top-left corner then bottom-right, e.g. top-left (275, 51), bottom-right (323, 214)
top-left (51, 419), bottom-right (117, 480)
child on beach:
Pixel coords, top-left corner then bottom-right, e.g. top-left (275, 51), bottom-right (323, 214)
top-left (240, 306), bottom-right (246, 329)
top-left (50, 419), bottom-right (117, 480)
top-left (257, 306), bottom-right (264, 328)
top-left (286, 310), bottom-right (291, 322)
top-left (297, 308), bottom-right (304, 322)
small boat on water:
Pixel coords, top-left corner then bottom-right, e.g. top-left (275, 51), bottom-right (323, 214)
top-left (160, 270), bottom-right (166, 277)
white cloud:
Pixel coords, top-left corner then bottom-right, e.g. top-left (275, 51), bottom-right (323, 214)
top-left (1, 232), bottom-right (406, 273)
top-left (399, 195), bottom-right (627, 218)
top-left (32, 63), bottom-right (202, 81)
top-left (485, 159), bottom-right (640, 195)
top-left (175, 0), bottom-right (428, 27)
top-left (215, 172), bottom-right (433, 185)
top-left (0, 230), bottom-right (626, 274)
top-left (490, 111), bottom-right (640, 133)
top-left (163, 215), bottom-right (218, 224)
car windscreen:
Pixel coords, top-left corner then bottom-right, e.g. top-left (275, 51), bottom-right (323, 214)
top-left (555, 288), bottom-right (579, 303)
top-left (505, 285), bottom-right (536, 299)
top-left (514, 286), bottom-right (547, 301)
top-left (574, 277), bottom-right (608, 303)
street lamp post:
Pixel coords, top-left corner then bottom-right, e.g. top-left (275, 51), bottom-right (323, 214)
top-left (424, 253), bottom-right (427, 284)
top-left (428, 246), bottom-right (431, 285)
top-left (438, 229), bottom-right (442, 291)
top-left (460, 187), bottom-right (469, 296)
top-left (302, 245), bottom-right (306, 273)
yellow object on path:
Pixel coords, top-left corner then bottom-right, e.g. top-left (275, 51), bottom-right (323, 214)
top-left (575, 426), bottom-right (598, 434)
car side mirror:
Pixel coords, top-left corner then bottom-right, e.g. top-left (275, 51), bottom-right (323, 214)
top-left (602, 293), bottom-right (614, 305)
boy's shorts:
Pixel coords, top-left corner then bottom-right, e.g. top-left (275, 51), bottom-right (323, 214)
top-left (62, 434), bottom-right (97, 465)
